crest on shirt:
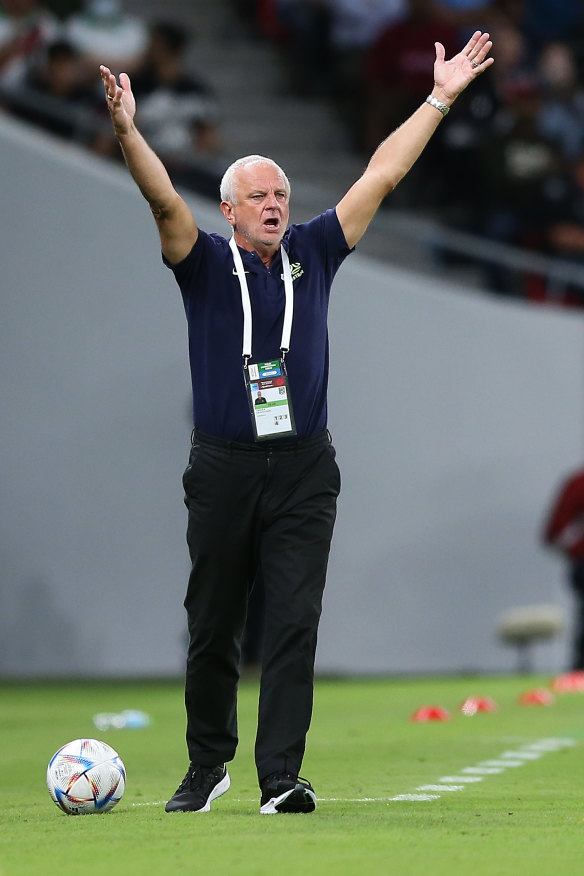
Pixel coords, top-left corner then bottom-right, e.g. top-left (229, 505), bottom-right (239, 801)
top-left (282, 262), bottom-right (304, 282)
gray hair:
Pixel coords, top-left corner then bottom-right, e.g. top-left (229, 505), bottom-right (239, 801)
top-left (220, 155), bottom-right (291, 204)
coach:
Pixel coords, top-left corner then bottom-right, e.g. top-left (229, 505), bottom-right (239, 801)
top-left (99, 30), bottom-right (493, 816)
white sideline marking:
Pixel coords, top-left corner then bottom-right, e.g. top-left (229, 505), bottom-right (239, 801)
top-left (133, 801), bottom-right (167, 807)
top-left (479, 760), bottom-right (524, 768)
top-left (500, 751), bottom-right (542, 760)
top-left (133, 738), bottom-right (576, 809)
top-left (525, 738), bottom-right (575, 751)
top-left (389, 737), bottom-right (575, 803)
top-left (321, 797), bottom-right (396, 802)
top-left (132, 796), bottom-right (406, 806)
top-left (439, 776), bottom-right (483, 783)
top-left (390, 794), bottom-right (440, 802)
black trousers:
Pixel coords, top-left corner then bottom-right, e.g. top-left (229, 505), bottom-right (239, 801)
top-left (569, 561), bottom-right (584, 670)
top-left (182, 429), bottom-right (340, 783)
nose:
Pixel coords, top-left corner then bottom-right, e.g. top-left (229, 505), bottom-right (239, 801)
top-left (265, 192), bottom-right (279, 209)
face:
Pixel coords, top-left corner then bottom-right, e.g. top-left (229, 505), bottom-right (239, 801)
top-left (221, 162), bottom-right (290, 257)
top-left (48, 56), bottom-right (78, 96)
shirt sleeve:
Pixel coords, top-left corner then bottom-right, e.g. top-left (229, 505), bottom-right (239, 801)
top-left (161, 229), bottom-right (232, 315)
top-left (161, 229), bottom-right (210, 290)
top-left (543, 472), bottom-right (584, 558)
top-left (290, 207), bottom-right (354, 289)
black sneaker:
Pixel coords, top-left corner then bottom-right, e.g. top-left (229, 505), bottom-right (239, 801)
top-left (259, 773), bottom-right (316, 814)
top-left (165, 763), bottom-right (230, 812)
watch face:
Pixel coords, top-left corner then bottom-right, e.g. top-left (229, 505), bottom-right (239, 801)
top-left (427, 96), bottom-right (448, 115)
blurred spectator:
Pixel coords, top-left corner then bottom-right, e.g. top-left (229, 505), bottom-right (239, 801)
top-left (536, 42), bottom-right (584, 163)
top-left (365, 0), bottom-right (459, 145)
top-left (434, 0), bottom-right (495, 31)
top-left (328, 0), bottom-right (407, 58)
top-left (275, 0), bottom-right (334, 97)
top-left (326, 0), bottom-right (407, 150)
top-left (3, 38), bottom-right (102, 142)
top-left (99, 20), bottom-right (222, 197)
top-left (545, 157), bottom-right (584, 261)
top-left (65, 0), bottom-right (147, 75)
top-left (0, 0), bottom-right (59, 87)
top-left (131, 22), bottom-right (220, 156)
top-left (478, 76), bottom-right (565, 293)
top-left (363, 0), bottom-right (459, 196)
top-left (434, 21), bottom-right (531, 225)
top-left (519, 0), bottom-right (583, 55)
top-left (529, 155), bottom-right (584, 305)
top-left (542, 468), bottom-right (584, 670)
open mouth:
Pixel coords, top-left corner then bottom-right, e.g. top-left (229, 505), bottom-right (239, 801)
top-left (263, 217), bottom-right (280, 231)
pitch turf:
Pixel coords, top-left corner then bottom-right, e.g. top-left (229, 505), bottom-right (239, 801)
top-left (1, 675), bottom-right (583, 876)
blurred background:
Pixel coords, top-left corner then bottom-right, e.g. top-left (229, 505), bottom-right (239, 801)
top-left (2, 0), bottom-right (584, 679)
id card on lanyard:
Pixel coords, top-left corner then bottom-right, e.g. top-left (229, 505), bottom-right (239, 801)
top-left (230, 236), bottom-right (297, 441)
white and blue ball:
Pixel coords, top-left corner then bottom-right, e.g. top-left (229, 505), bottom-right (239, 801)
top-left (47, 738), bottom-right (126, 815)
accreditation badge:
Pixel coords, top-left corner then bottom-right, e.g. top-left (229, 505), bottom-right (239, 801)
top-left (244, 359), bottom-right (297, 441)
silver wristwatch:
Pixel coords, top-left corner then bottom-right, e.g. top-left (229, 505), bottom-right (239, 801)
top-left (425, 95), bottom-right (450, 116)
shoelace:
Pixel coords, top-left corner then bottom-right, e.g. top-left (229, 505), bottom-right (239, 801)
top-left (265, 772), bottom-right (311, 788)
top-left (179, 764), bottom-right (222, 792)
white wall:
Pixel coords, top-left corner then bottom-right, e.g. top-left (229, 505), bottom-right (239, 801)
top-left (1, 116), bottom-right (582, 677)
top-left (324, 261), bottom-right (583, 672)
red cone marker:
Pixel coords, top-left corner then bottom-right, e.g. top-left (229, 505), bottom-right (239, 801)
top-left (518, 689), bottom-right (555, 706)
top-left (550, 671), bottom-right (584, 693)
top-left (411, 706), bottom-right (451, 722)
top-left (460, 696), bottom-right (498, 716)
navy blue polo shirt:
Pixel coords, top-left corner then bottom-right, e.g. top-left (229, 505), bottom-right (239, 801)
top-left (164, 207), bottom-right (353, 442)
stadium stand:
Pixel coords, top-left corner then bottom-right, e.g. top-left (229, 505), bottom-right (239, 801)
top-left (2, 0), bottom-right (584, 303)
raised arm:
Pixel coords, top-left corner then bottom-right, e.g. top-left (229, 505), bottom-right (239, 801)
top-left (100, 65), bottom-right (198, 264)
top-left (336, 31), bottom-right (494, 249)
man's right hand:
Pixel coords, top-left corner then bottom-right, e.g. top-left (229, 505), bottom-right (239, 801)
top-left (100, 65), bottom-right (136, 136)
top-left (98, 63), bottom-right (198, 264)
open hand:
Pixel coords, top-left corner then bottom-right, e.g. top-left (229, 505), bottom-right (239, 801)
top-left (99, 65), bottom-right (136, 135)
top-left (433, 31), bottom-right (494, 105)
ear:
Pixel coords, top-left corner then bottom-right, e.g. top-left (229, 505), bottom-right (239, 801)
top-left (220, 200), bottom-right (235, 226)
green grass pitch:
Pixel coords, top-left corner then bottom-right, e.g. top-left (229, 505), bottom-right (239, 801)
top-left (1, 675), bottom-right (583, 876)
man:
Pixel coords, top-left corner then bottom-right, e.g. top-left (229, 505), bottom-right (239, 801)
top-left (99, 29), bottom-right (493, 815)
top-left (542, 467), bottom-right (584, 670)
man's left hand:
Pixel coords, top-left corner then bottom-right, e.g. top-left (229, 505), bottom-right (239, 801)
top-left (433, 30), bottom-right (494, 105)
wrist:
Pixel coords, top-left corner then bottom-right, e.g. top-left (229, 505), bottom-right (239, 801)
top-left (115, 120), bottom-right (136, 139)
top-left (431, 86), bottom-right (455, 107)
top-left (425, 94), bottom-right (450, 117)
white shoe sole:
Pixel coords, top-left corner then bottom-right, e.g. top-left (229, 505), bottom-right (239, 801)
top-left (197, 771), bottom-right (231, 812)
top-left (260, 785), bottom-right (317, 815)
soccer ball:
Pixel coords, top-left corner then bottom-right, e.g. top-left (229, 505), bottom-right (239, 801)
top-left (46, 738), bottom-right (126, 815)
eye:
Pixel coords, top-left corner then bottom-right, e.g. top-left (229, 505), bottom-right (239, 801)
top-left (276, 192), bottom-right (287, 201)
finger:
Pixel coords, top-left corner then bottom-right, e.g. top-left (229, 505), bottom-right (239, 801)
top-left (120, 73), bottom-right (132, 96)
top-left (471, 33), bottom-right (490, 57)
top-left (99, 64), bottom-right (114, 87)
top-left (462, 30), bottom-right (482, 57)
top-left (476, 56), bottom-right (495, 72)
top-left (435, 41), bottom-right (445, 64)
top-left (101, 69), bottom-right (121, 103)
top-left (470, 37), bottom-right (494, 72)
top-left (475, 38), bottom-right (493, 64)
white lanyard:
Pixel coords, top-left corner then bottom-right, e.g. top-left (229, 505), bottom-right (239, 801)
top-left (229, 236), bottom-right (294, 361)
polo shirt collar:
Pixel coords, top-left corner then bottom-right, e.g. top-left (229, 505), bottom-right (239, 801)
top-left (233, 234), bottom-right (289, 274)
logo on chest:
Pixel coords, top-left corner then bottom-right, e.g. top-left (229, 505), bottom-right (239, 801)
top-left (282, 262), bottom-right (304, 283)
